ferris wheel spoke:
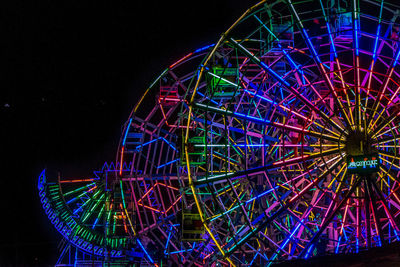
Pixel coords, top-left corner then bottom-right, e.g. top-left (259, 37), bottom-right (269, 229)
top-left (72, 188), bottom-right (103, 215)
top-left (251, 13), bottom-right (343, 124)
top-left (194, 148), bottom-right (342, 187)
top-left (379, 155), bottom-right (400, 170)
top-left (319, 166), bottom-right (348, 227)
top-left (373, 134), bottom-right (400, 145)
top-left (318, 0), bottom-right (355, 128)
top-left (364, 0), bottom-right (385, 110)
top-left (367, 47), bottom-right (400, 132)
top-left (352, 0), bottom-right (363, 131)
top-left (366, 177), bottom-right (384, 246)
top-left (63, 182), bottom-right (97, 198)
top-left (371, 116), bottom-right (399, 139)
top-left (370, 178), bottom-right (400, 237)
top-left (268, 190), bottom-right (329, 262)
top-left (194, 102), bottom-right (342, 143)
top-left (224, 156), bottom-right (344, 258)
top-left (367, 95), bottom-right (400, 136)
top-left (377, 149), bottom-right (400, 162)
top-left (299, 176), bottom-right (363, 258)
top-left (228, 38), bottom-right (347, 135)
top-left (243, 88), bottom-right (341, 138)
top-left (80, 192), bottom-right (106, 223)
top-left (379, 165), bottom-right (400, 185)
top-left (288, 1), bottom-right (354, 130)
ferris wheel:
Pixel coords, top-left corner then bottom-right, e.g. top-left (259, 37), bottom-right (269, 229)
top-left (38, 0), bottom-right (400, 266)
top-left (183, 0), bottom-right (400, 265)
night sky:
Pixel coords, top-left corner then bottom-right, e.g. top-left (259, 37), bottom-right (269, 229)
top-left (2, 1), bottom-right (260, 265)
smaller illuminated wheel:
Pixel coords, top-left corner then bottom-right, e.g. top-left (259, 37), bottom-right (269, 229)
top-left (38, 165), bottom-right (136, 260)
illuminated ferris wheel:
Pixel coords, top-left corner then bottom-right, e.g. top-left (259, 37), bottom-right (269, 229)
top-left (183, 0), bottom-right (400, 265)
top-left (38, 0), bottom-right (400, 266)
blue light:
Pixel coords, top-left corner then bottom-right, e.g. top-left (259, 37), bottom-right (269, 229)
top-left (195, 90), bottom-right (219, 105)
top-left (137, 239), bottom-right (154, 264)
top-left (393, 49), bottom-right (400, 67)
top-left (304, 244), bottom-right (314, 259)
top-left (335, 236), bottom-right (342, 254)
top-left (194, 44), bottom-right (215, 53)
top-left (135, 137), bottom-right (177, 152)
top-left (372, 25), bottom-right (381, 60)
top-left (157, 158), bottom-right (179, 169)
top-left (122, 118), bottom-right (132, 146)
top-left (161, 137), bottom-right (177, 151)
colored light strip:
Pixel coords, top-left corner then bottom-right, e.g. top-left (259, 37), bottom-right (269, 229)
top-left (137, 239), bottom-right (155, 264)
top-left (169, 52), bottom-right (193, 69)
top-left (122, 118), bottom-right (133, 147)
top-left (287, 1), bottom-right (353, 130)
top-left (229, 38), bottom-right (347, 135)
top-left (156, 158), bottom-right (179, 169)
top-left (194, 43), bottom-right (215, 53)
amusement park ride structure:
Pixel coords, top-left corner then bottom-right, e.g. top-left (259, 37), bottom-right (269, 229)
top-left (38, 0), bottom-right (400, 266)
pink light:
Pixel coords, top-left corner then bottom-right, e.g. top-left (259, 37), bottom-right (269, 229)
top-left (59, 178), bottom-right (96, 183)
top-left (273, 154), bottom-right (309, 166)
top-left (273, 122), bottom-right (306, 133)
top-left (160, 97), bottom-right (180, 102)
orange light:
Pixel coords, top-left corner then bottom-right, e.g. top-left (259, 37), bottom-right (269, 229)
top-left (119, 147), bottom-right (125, 176)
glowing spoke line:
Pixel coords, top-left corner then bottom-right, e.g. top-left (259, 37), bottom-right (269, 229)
top-left (318, 0), bottom-right (355, 128)
top-left (67, 185), bottom-right (100, 206)
top-left (288, 155), bottom-right (344, 204)
top-left (64, 182), bottom-right (96, 197)
top-left (368, 47), bottom-right (400, 132)
top-left (367, 90), bottom-right (400, 135)
top-left (378, 167), bottom-right (400, 197)
top-left (92, 204), bottom-right (105, 229)
top-left (372, 176), bottom-right (400, 235)
top-left (352, 0), bottom-right (362, 130)
top-left (320, 164), bottom-right (348, 226)
top-left (269, 182), bottom-right (337, 263)
top-left (373, 123), bottom-right (400, 140)
top-left (119, 181), bottom-right (136, 236)
top-left (252, 13), bottom-right (349, 131)
top-left (208, 186), bottom-right (279, 222)
top-left (228, 38), bottom-right (348, 135)
top-left (299, 176), bottom-right (362, 258)
top-left (81, 193), bottom-right (106, 223)
top-left (287, 0), bottom-right (352, 131)
top-left (365, 0), bottom-right (385, 110)
top-left (193, 102), bottom-right (342, 143)
top-left (194, 148), bottom-right (342, 186)
top-left (244, 88), bottom-right (341, 137)
top-left (366, 178), bottom-right (384, 247)
top-left (373, 134), bottom-right (400, 145)
top-left (72, 190), bottom-right (101, 215)
top-left (224, 156), bottom-right (344, 257)
top-left (378, 150), bottom-right (400, 162)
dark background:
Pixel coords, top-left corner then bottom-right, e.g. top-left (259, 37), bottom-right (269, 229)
top-left (2, 1), bottom-right (259, 265)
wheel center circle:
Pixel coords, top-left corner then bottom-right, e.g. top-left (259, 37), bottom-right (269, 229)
top-left (345, 130), bottom-right (373, 156)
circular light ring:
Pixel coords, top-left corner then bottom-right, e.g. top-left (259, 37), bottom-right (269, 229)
top-left (184, 0), bottom-right (400, 265)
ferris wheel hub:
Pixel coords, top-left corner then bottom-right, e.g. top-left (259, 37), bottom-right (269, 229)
top-left (345, 130), bottom-right (374, 157)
